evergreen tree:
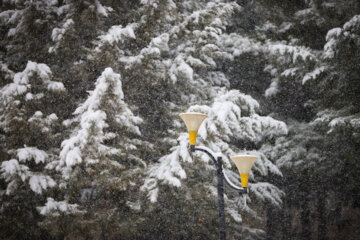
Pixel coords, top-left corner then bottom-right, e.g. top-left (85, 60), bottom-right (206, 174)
top-left (0, 61), bottom-right (65, 239)
top-left (3, 0), bottom-right (359, 239)
top-left (142, 89), bottom-right (287, 239)
top-left (121, 1), bottom-right (289, 238)
top-left (39, 67), bottom-right (146, 239)
top-left (252, 3), bottom-right (360, 238)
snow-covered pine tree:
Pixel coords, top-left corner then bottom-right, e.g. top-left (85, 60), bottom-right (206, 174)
top-left (117, 1), bottom-right (290, 239)
top-left (251, 3), bottom-right (360, 238)
top-left (309, 14), bottom-right (360, 222)
top-left (0, 61), bottom-right (65, 239)
top-left (0, 0), bottom-right (64, 69)
top-left (39, 67), bottom-right (146, 239)
top-left (221, 2), bottom-right (332, 237)
top-left (2, 0), bottom-right (346, 239)
top-left (141, 88), bottom-right (287, 239)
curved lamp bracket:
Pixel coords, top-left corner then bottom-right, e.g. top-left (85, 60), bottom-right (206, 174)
top-left (189, 145), bottom-right (247, 194)
top-left (223, 170), bottom-right (247, 193)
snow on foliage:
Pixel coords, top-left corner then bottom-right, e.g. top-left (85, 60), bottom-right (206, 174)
top-left (1, 159), bottom-right (29, 183)
top-left (1, 147), bottom-right (56, 195)
top-left (0, 61), bottom-right (65, 132)
top-left (143, 88), bottom-right (287, 213)
top-left (1, 0), bottom-right (61, 37)
top-left (57, 68), bottom-right (142, 179)
top-left (0, 0), bottom-right (304, 238)
top-left (313, 108), bottom-right (360, 135)
top-left (262, 123), bottom-right (324, 170)
top-left (191, 89), bottom-right (286, 145)
top-left (72, 68), bottom-right (142, 135)
top-left (0, 61), bottom-right (64, 103)
top-left (131, 5), bottom-right (290, 212)
top-left (38, 198), bottom-right (83, 216)
top-left (295, 6), bottom-right (324, 26)
top-left (28, 111), bottom-right (59, 133)
top-left (95, 0), bottom-right (113, 17)
top-left (219, 32), bottom-right (316, 64)
top-left (266, 42), bottom-right (315, 63)
top-left (0, 60), bottom-right (62, 199)
top-left (16, 147), bottom-right (48, 164)
top-left (141, 133), bottom-right (190, 202)
top-left (119, 33), bottom-right (169, 68)
top-left (218, 31), bottom-right (318, 97)
top-left (119, 0), bottom-right (240, 81)
top-left (302, 66), bottom-right (326, 84)
top-left (169, 55), bottom-right (194, 83)
top-left (49, 19), bottom-right (74, 53)
top-left (343, 14), bottom-right (360, 31)
top-left (0, 61), bottom-right (14, 80)
top-left (250, 182), bottom-right (284, 206)
top-left (324, 28), bottom-right (342, 59)
top-left (281, 67), bottom-right (299, 78)
top-left (324, 15), bottom-right (360, 59)
top-left (29, 175), bottom-right (56, 194)
top-left (95, 23), bottom-right (137, 52)
top-left (263, 41), bottom-right (318, 95)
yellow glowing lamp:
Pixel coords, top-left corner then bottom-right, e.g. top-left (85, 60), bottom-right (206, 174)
top-left (230, 155), bottom-right (257, 188)
top-left (179, 112), bottom-right (207, 146)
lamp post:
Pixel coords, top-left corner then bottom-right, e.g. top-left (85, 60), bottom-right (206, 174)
top-left (180, 112), bottom-right (257, 240)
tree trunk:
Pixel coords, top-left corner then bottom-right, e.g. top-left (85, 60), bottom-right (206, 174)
top-left (266, 206), bottom-right (277, 240)
top-left (281, 199), bottom-right (292, 240)
top-left (334, 194), bottom-right (343, 235)
top-left (317, 188), bottom-right (327, 240)
top-left (300, 193), bottom-right (311, 240)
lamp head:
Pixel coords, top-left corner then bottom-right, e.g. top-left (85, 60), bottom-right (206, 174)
top-left (179, 112), bottom-right (207, 146)
top-left (230, 155), bottom-right (257, 188)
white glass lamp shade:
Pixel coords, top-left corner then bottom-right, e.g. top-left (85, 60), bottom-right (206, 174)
top-left (230, 155), bottom-right (258, 188)
top-left (179, 112), bottom-right (207, 145)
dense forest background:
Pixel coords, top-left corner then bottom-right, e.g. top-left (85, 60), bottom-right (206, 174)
top-left (1, 0), bottom-right (360, 239)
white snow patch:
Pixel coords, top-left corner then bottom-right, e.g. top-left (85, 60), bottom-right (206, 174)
top-left (49, 19), bottom-right (74, 53)
top-left (95, 0), bottom-right (113, 17)
top-left (29, 174), bottom-right (56, 194)
top-left (302, 66), bottom-right (326, 84)
top-left (16, 147), bottom-right (48, 164)
top-left (95, 23), bottom-right (137, 51)
top-left (38, 198), bottom-right (83, 216)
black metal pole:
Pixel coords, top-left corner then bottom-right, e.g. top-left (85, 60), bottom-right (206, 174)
top-left (217, 156), bottom-right (226, 240)
top-left (191, 146), bottom-right (246, 239)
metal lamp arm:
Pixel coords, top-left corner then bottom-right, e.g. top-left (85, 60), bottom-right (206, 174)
top-left (223, 171), bottom-right (247, 193)
top-left (190, 145), bottom-right (247, 194)
top-left (191, 145), bottom-right (219, 166)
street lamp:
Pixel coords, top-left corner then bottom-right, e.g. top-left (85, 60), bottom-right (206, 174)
top-left (179, 112), bottom-right (257, 240)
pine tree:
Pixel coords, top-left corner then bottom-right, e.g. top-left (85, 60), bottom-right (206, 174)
top-left (250, 3), bottom-right (360, 238)
top-left (39, 67), bottom-right (147, 239)
top-left (6, 0), bottom-right (359, 239)
top-left (121, 1), bottom-right (289, 238)
top-left (73, 0), bottom-right (289, 238)
top-left (311, 14), bottom-right (360, 221)
top-left (0, 61), bottom-right (65, 239)
top-left (142, 89), bottom-right (287, 239)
